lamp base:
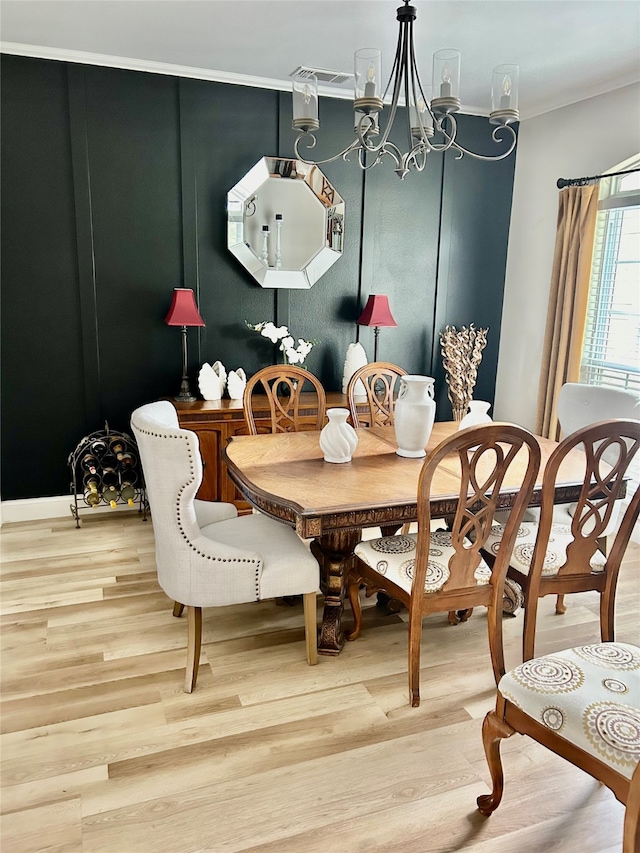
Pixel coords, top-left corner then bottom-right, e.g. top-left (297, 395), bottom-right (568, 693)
top-left (175, 373), bottom-right (196, 403)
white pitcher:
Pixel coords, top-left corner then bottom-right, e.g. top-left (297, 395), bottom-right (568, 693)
top-left (394, 375), bottom-right (436, 458)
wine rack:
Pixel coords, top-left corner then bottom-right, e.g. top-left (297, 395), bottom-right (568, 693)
top-left (68, 424), bottom-right (148, 527)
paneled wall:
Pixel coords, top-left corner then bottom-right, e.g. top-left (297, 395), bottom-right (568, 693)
top-left (1, 55), bottom-right (517, 501)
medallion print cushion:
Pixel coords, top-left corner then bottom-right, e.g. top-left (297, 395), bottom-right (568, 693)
top-left (498, 642), bottom-right (640, 778)
top-left (355, 531), bottom-right (491, 595)
top-left (483, 521), bottom-right (606, 577)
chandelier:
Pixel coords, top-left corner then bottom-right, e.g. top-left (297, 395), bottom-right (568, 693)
top-left (291, 0), bottom-right (519, 179)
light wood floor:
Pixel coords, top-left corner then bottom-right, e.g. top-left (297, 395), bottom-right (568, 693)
top-left (1, 512), bottom-right (638, 853)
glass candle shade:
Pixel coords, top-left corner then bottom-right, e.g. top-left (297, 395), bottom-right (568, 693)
top-left (432, 49), bottom-right (461, 100)
top-left (410, 88), bottom-right (434, 139)
top-left (354, 48), bottom-right (383, 112)
top-left (292, 73), bottom-right (319, 131)
top-left (491, 64), bottom-right (520, 114)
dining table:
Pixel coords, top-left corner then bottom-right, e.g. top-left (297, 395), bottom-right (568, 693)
top-left (223, 421), bottom-right (600, 655)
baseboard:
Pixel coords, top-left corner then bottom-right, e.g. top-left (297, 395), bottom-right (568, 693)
top-left (0, 495), bottom-right (144, 526)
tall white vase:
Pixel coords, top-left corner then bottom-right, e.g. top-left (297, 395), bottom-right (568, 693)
top-left (394, 375), bottom-right (436, 458)
top-left (319, 408), bottom-right (359, 463)
top-left (458, 400), bottom-right (492, 430)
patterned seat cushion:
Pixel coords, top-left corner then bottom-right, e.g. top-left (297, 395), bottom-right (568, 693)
top-left (354, 531), bottom-right (491, 595)
top-left (484, 521), bottom-right (606, 577)
top-left (499, 642), bottom-right (640, 779)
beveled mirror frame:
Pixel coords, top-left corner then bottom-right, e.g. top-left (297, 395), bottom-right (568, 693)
top-left (227, 157), bottom-right (344, 289)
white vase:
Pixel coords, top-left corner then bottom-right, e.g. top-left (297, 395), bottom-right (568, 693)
top-left (341, 342), bottom-right (368, 396)
top-left (319, 408), bottom-right (359, 463)
top-left (394, 375), bottom-right (436, 458)
top-left (458, 400), bottom-right (492, 430)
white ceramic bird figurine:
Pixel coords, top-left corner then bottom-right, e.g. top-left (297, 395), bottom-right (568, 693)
top-left (198, 360), bottom-right (227, 401)
top-left (227, 368), bottom-right (247, 401)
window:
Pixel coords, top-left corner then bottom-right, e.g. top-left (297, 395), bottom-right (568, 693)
top-left (580, 163), bottom-right (640, 391)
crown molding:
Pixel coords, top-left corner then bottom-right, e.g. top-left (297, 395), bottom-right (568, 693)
top-left (1, 41), bottom-right (494, 115)
top-left (0, 41), bottom-right (357, 100)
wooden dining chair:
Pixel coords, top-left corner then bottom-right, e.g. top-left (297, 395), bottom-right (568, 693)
top-left (346, 361), bottom-right (407, 429)
top-left (347, 423), bottom-right (542, 707)
top-left (482, 419), bottom-right (640, 662)
top-left (243, 365), bottom-right (327, 435)
top-left (476, 472), bottom-right (640, 849)
top-left (347, 361), bottom-right (412, 540)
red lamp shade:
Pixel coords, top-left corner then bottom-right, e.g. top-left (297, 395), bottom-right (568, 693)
top-left (357, 294), bottom-right (397, 328)
top-left (165, 288), bottom-right (205, 327)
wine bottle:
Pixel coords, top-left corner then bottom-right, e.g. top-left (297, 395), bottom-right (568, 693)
top-left (101, 467), bottom-right (119, 487)
top-left (120, 451), bottom-right (136, 468)
top-left (120, 469), bottom-right (137, 487)
top-left (100, 453), bottom-right (118, 471)
top-left (81, 454), bottom-right (98, 474)
top-left (84, 478), bottom-right (101, 508)
top-left (102, 484), bottom-right (118, 508)
top-left (90, 438), bottom-right (107, 456)
top-left (120, 483), bottom-right (136, 507)
top-left (109, 439), bottom-right (125, 461)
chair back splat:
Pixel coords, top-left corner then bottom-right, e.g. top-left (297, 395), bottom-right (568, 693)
top-left (349, 423), bottom-right (541, 706)
top-left (243, 365), bottom-right (326, 435)
top-left (346, 361), bottom-right (407, 429)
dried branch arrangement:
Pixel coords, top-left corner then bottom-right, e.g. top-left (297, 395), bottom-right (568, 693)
top-left (440, 324), bottom-right (489, 420)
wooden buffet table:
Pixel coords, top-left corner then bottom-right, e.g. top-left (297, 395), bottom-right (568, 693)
top-left (223, 422), bottom-right (593, 655)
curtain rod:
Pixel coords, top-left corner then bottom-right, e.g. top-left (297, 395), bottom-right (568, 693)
top-left (557, 167), bottom-right (640, 189)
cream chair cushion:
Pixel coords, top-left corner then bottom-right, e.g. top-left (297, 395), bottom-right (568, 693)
top-left (484, 521), bottom-right (606, 577)
top-left (354, 531), bottom-right (491, 594)
top-left (200, 512), bottom-right (318, 601)
top-left (499, 642), bottom-right (640, 780)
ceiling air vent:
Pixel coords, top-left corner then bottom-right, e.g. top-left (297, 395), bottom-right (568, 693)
top-left (289, 66), bottom-right (353, 86)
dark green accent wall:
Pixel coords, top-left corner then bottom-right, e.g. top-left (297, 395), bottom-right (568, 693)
top-left (1, 54), bottom-right (517, 501)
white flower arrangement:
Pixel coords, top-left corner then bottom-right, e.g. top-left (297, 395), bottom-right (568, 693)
top-left (246, 321), bottom-right (316, 366)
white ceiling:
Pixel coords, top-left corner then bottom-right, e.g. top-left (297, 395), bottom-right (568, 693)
top-left (1, 0), bottom-right (639, 119)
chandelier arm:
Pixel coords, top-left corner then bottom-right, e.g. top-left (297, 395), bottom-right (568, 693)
top-left (402, 139), bottom-right (430, 173)
top-left (361, 145), bottom-right (403, 171)
top-left (293, 132), bottom-right (363, 167)
top-left (403, 22), bottom-right (413, 145)
top-left (382, 7), bottom-right (405, 103)
top-left (378, 142), bottom-right (403, 171)
top-left (422, 114), bottom-right (458, 153)
top-left (449, 124), bottom-right (518, 161)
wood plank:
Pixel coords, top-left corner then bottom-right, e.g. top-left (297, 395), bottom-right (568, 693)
top-left (1, 513), bottom-right (636, 852)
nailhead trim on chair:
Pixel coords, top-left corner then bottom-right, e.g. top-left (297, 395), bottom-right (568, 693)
top-left (134, 421), bottom-right (262, 599)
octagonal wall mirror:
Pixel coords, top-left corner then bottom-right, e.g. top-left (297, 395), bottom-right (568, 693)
top-left (227, 157), bottom-right (344, 289)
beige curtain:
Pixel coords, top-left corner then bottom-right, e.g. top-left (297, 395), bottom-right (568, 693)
top-left (536, 184), bottom-right (599, 439)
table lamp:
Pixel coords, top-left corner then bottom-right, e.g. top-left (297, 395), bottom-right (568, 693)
top-left (357, 294), bottom-right (397, 362)
top-left (165, 288), bottom-right (205, 402)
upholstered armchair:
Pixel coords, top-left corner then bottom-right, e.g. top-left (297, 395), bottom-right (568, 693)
top-left (131, 401), bottom-right (319, 692)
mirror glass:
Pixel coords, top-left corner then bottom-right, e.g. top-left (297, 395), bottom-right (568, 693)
top-left (227, 157), bottom-right (344, 289)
